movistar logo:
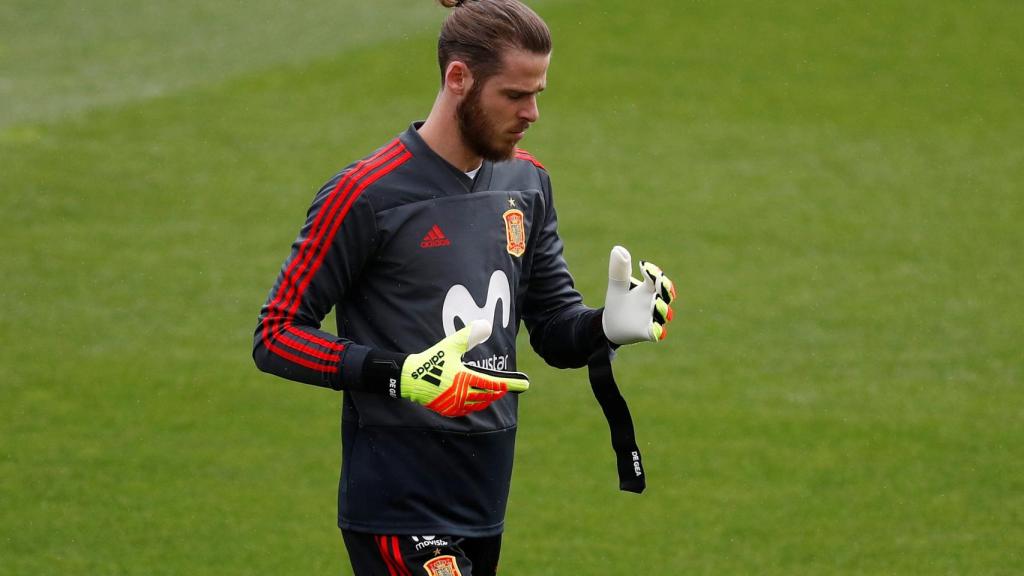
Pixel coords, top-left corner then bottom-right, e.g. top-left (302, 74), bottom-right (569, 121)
top-left (411, 535), bottom-right (449, 550)
top-left (442, 270), bottom-right (511, 337)
top-left (410, 351), bottom-right (445, 386)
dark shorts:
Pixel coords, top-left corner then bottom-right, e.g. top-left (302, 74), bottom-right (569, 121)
top-left (341, 530), bottom-right (502, 576)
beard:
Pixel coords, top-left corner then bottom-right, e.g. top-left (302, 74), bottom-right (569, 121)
top-left (456, 83), bottom-right (518, 162)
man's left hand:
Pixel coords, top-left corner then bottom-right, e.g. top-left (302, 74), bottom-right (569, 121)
top-left (602, 245), bottom-right (678, 345)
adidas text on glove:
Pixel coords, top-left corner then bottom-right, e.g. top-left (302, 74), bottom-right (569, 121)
top-left (400, 320), bottom-right (530, 417)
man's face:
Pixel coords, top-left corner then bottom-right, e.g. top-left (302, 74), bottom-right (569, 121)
top-left (457, 49), bottom-right (550, 162)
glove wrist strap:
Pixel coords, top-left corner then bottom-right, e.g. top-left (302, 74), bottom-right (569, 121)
top-left (359, 349), bottom-right (408, 399)
top-left (587, 342), bottom-right (646, 494)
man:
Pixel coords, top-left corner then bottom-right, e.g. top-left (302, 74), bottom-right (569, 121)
top-left (253, 1), bottom-right (676, 574)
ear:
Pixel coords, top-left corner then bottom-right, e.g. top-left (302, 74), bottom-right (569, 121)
top-left (443, 61), bottom-right (474, 97)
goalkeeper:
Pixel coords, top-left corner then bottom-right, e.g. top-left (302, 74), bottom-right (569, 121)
top-left (251, 1), bottom-right (677, 574)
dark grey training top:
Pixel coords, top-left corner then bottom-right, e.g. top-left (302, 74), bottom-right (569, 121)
top-left (254, 124), bottom-right (601, 537)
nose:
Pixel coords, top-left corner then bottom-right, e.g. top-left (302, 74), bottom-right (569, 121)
top-left (519, 95), bottom-right (540, 123)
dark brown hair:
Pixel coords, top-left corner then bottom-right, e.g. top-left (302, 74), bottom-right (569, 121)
top-left (436, 0), bottom-right (552, 84)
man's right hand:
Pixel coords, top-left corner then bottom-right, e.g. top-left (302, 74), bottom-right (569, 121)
top-left (400, 320), bottom-right (529, 418)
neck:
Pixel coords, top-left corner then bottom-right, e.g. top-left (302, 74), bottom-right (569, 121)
top-left (418, 95), bottom-right (482, 172)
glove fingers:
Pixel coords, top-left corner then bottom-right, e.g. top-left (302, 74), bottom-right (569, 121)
top-left (465, 365), bottom-right (530, 393)
top-left (465, 319), bottom-right (493, 351)
top-left (608, 245), bottom-right (633, 283)
top-left (654, 298), bottom-right (674, 324)
top-left (661, 275), bottom-right (677, 304)
top-left (441, 324), bottom-right (474, 355)
top-left (483, 374), bottom-right (529, 393)
top-left (466, 389), bottom-right (507, 403)
top-left (426, 395), bottom-right (458, 416)
top-left (426, 372), bottom-right (517, 417)
top-left (639, 261), bottom-right (659, 292)
top-left (433, 392), bottom-right (490, 417)
top-left (640, 260), bottom-right (677, 304)
top-left (461, 398), bottom-right (497, 414)
top-left (425, 380), bottom-right (468, 415)
top-left (432, 391), bottom-right (504, 417)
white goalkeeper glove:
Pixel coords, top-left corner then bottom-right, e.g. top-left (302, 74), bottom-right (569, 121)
top-left (602, 245), bottom-right (677, 345)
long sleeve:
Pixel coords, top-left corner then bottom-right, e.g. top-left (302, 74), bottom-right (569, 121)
top-left (521, 170), bottom-right (606, 369)
top-left (252, 170), bottom-right (379, 390)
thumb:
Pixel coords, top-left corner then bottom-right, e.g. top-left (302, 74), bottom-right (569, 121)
top-left (608, 245), bottom-right (633, 292)
top-left (465, 319), bottom-right (493, 351)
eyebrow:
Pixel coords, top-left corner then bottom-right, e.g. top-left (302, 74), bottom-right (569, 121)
top-left (502, 86), bottom-right (546, 96)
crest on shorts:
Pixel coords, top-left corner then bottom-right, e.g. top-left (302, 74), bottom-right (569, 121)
top-left (423, 554), bottom-right (463, 576)
top-left (503, 208), bottom-right (526, 257)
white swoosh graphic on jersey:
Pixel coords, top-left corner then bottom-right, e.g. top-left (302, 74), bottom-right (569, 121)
top-left (442, 270), bottom-right (511, 337)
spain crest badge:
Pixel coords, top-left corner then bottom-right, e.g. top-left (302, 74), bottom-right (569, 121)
top-left (423, 554), bottom-right (463, 576)
top-left (503, 208), bottom-right (526, 257)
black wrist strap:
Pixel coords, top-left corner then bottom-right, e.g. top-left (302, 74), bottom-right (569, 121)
top-left (587, 342), bottom-right (646, 494)
top-left (360, 349), bottom-right (407, 398)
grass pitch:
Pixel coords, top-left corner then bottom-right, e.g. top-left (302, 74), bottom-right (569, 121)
top-left (2, 1), bottom-right (1022, 574)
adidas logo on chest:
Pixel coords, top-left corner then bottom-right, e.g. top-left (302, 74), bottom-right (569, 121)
top-left (420, 224), bottom-right (451, 248)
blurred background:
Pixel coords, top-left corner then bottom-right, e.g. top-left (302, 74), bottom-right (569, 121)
top-left (1, 1), bottom-right (1021, 573)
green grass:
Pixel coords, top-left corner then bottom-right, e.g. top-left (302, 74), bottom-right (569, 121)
top-left (0, 0), bottom-right (442, 128)
top-left (2, 1), bottom-right (1022, 574)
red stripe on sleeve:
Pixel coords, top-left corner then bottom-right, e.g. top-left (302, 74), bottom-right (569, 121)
top-left (260, 147), bottom-right (392, 371)
top-left (283, 149), bottom-right (412, 319)
top-left (265, 342), bottom-right (338, 373)
top-left (267, 140), bottom-right (402, 322)
top-left (276, 330), bottom-right (341, 362)
top-left (285, 325), bottom-right (343, 352)
top-left (260, 142), bottom-right (411, 375)
top-left (265, 144), bottom-right (406, 341)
